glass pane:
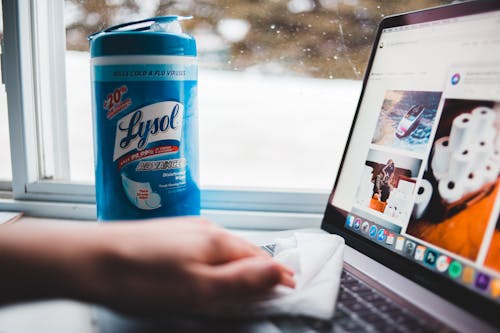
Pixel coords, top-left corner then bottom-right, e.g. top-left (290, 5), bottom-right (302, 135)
top-left (0, 1), bottom-right (13, 182)
top-left (64, 0), bottom-right (452, 189)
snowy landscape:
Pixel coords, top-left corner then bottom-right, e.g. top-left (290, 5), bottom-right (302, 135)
top-left (0, 51), bottom-right (360, 190)
top-left (66, 51), bottom-right (361, 189)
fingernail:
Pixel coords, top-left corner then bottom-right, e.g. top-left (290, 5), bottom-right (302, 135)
top-left (281, 273), bottom-right (296, 289)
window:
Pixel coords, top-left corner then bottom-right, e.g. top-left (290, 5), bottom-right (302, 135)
top-left (2, 0), bottom-right (454, 221)
top-left (0, 0), bottom-right (12, 186)
top-left (63, 0), bottom-right (453, 191)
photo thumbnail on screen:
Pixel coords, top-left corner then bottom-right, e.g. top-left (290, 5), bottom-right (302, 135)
top-left (372, 90), bottom-right (442, 154)
top-left (407, 99), bottom-right (500, 263)
top-left (356, 149), bottom-right (422, 224)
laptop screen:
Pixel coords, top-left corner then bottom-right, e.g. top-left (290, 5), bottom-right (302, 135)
top-left (326, 1), bottom-right (500, 311)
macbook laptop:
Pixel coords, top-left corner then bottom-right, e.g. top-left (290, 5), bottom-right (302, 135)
top-left (319, 0), bottom-right (500, 331)
top-left (97, 0), bottom-right (500, 332)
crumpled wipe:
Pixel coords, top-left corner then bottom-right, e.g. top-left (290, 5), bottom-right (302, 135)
top-left (207, 232), bottom-right (345, 320)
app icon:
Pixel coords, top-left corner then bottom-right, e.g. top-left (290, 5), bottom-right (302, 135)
top-left (404, 240), bottom-right (416, 256)
top-left (491, 279), bottom-right (500, 298)
top-left (354, 217), bottom-right (361, 230)
top-left (361, 221), bottom-right (370, 234)
top-left (436, 255), bottom-right (451, 272)
top-left (377, 229), bottom-right (386, 242)
top-left (395, 237), bottom-right (405, 251)
top-left (451, 73), bottom-right (461, 85)
top-left (414, 245), bottom-right (426, 261)
top-left (346, 215), bottom-right (354, 228)
top-left (475, 273), bottom-right (491, 291)
top-left (462, 266), bottom-right (475, 284)
top-left (369, 225), bottom-right (378, 238)
top-left (448, 261), bottom-right (462, 279)
top-left (386, 233), bottom-right (395, 246)
top-left (424, 249), bottom-right (438, 267)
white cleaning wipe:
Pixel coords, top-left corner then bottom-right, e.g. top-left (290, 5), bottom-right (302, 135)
top-left (208, 232), bottom-right (345, 320)
top-left (250, 232), bottom-right (345, 319)
top-left (273, 236), bottom-right (300, 273)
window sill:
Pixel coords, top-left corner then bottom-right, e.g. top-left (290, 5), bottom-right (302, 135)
top-left (0, 198), bottom-right (323, 230)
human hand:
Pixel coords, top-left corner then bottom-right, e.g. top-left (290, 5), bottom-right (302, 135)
top-left (84, 218), bottom-right (295, 316)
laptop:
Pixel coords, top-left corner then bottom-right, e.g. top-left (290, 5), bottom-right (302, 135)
top-left (97, 1), bottom-right (500, 332)
top-left (319, 0), bottom-right (500, 331)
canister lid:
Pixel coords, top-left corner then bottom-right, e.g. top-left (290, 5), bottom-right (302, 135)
top-left (89, 16), bottom-right (196, 57)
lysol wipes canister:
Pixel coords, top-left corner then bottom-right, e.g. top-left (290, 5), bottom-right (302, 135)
top-left (89, 16), bottom-right (200, 221)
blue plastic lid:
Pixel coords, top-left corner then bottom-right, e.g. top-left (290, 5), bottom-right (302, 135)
top-left (89, 16), bottom-right (196, 57)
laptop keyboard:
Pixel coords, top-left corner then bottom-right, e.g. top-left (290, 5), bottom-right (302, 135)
top-left (272, 268), bottom-right (456, 333)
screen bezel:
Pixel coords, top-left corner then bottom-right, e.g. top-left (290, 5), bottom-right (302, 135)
top-left (321, 0), bottom-right (500, 327)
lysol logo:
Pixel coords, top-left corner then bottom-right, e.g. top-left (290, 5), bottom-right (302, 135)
top-left (113, 101), bottom-right (183, 161)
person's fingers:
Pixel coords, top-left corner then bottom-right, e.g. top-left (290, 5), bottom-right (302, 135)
top-left (280, 270), bottom-right (296, 289)
top-left (275, 261), bottom-right (295, 276)
top-left (151, 217), bottom-right (216, 228)
top-left (204, 229), bottom-right (270, 264)
top-left (200, 228), bottom-right (296, 282)
top-left (174, 216), bottom-right (214, 226)
top-left (199, 257), bottom-right (294, 302)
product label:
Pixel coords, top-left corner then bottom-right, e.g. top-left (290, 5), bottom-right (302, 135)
top-left (92, 59), bottom-right (199, 220)
top-left (113, 101), bottom-right (183, 162)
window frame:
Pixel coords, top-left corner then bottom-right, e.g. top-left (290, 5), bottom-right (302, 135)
top-left (3, 0), bottom-right (39, 199)
top-left (1, 0), bottom-right (333, 227)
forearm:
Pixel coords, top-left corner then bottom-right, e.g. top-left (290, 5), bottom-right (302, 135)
top-left (0, 223), bottom-right (106, 305)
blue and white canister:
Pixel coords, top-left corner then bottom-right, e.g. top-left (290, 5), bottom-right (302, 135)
top-left (89, 16), bottom-right (200, 221)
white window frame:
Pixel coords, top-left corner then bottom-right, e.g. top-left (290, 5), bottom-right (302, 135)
top-left (0, 0), bottom-right (329, 229)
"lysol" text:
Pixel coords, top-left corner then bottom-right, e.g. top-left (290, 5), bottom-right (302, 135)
top-left (118, 104), bottom-right (180, 151)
